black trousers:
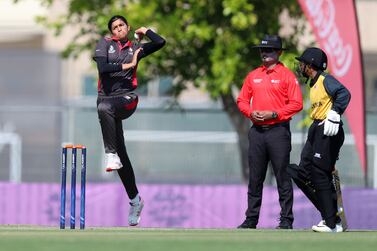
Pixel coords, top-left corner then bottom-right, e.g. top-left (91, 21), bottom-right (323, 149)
top-left (245, 122), bottom-right (293, 225)
top-left (97, 93), bottom-right (139, 199)
top-left (289, 120), bottom-right (344, 228)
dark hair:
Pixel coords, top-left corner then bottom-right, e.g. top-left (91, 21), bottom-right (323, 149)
top-left (107, 15), bottom-right (128, 32)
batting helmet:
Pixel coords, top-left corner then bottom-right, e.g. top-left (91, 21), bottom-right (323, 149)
top-left (295, 47), bottom-right (328, 71)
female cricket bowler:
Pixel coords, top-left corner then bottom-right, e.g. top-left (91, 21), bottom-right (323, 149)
top-left (93, 15), bottom-right (165, 226)
top-left (290, 47), bottom-right (351, 232)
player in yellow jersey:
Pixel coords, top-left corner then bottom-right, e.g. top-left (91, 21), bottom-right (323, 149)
top-left (288, 47), bottom-right (351, 232)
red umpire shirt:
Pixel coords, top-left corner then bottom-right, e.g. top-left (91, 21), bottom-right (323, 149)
top-left (237, 62), bottom-right (303, 125)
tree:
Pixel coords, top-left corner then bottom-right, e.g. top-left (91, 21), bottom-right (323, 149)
top-left (29, 0), bottom-right (304, 180)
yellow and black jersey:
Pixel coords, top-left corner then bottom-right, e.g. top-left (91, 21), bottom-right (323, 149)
top-left (309, 72), bottom-right (351, 120)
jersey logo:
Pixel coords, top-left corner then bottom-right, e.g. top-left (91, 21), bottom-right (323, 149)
top-left (271, 79), bottom-right (280, 84)
top-left (108, 45), bottom-right (116, 54)
top-left (311, 102), bottom-right (322, 109)
top-left (253, 79), bottom-right (262, 83)
top-left (314, 153), bottom-right (321, 159)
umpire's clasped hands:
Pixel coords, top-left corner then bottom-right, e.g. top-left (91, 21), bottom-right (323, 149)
top-left (250, 110), bottom-right (274, 122)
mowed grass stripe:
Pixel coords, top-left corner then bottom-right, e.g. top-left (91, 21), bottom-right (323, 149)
top-left (0, 226), bottom-right (376, 251)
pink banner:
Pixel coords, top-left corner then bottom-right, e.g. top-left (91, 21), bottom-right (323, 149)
top-left (1, 182), bottom-right (377, 229)
top-left (298, 0), bottom-right (366, 174)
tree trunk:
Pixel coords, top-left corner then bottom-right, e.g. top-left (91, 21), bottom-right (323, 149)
top-left (220, 93), bottom-right (250, 182)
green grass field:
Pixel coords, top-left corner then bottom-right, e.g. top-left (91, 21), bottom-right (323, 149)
top-left (0, 226), bottom-right (376, 251)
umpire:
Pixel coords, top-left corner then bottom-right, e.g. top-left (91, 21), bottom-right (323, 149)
top-left (237, 35), bottom-right (303, 229)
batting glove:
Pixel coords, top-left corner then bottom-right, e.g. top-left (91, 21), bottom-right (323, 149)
top-left (323, 110), bottom-right (340, 136)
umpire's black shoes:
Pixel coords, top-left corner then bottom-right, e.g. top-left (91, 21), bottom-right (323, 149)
top-left (237, 219), bottom-right (257, 229)
top-left (276, 224), bottom-right (293, 229)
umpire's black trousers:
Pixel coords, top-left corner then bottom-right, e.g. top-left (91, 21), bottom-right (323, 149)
top-left (97, 93), bottom-right (139, 199)
top-left (245, 122), bottom-right (294, 225)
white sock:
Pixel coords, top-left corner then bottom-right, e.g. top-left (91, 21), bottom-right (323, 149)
top-left (131, 194), bottom-right (140, 205)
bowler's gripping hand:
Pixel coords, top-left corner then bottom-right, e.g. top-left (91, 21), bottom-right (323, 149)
top-left (323, 110), bottom-right (340, 136)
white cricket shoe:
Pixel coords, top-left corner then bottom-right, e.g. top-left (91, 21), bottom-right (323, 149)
top-left (105, 153), bottom-right (123, 172)
top-left (128, 198), bottom-right (144, 226)
top-left (312, 222), bottom-right (344, 233)
top-left (317, 217), bottom-right (346, 231)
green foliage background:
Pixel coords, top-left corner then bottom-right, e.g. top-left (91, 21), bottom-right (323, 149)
top-left (18, 0), bottom-right (308, 177)
top-left (30, 0), bottom-right (304, 98)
